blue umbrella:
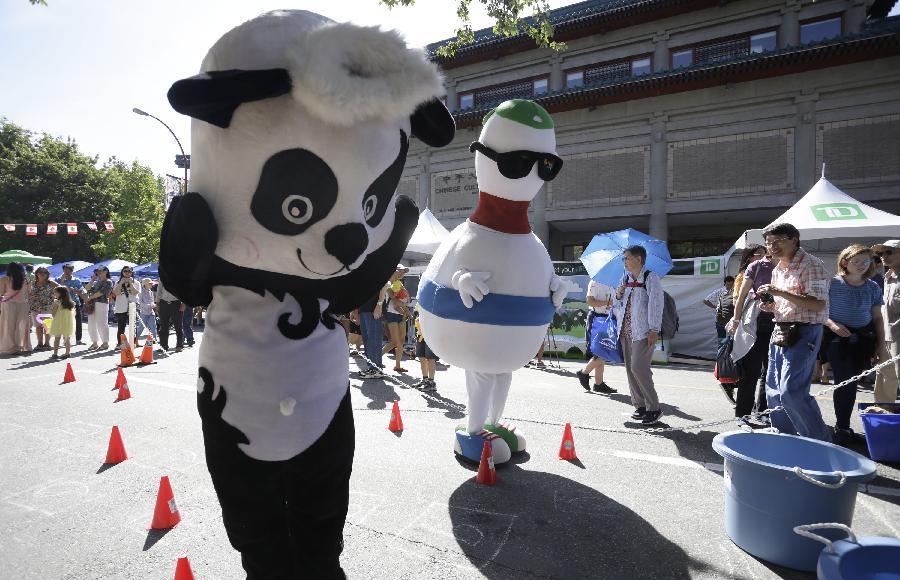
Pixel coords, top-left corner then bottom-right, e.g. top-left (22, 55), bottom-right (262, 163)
top-left (133, 261), bottom-right (159, 279)
top-left (579, 228), bottom-right (672, 288)
top-left (47, 260), bottom-right (94, 279)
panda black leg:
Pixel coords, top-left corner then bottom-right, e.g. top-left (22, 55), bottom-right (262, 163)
top-left (202, 387), bottom-right (354, 579)
top-left (285, 387), bottom-right (355, 579)
top-left (202, 433), bottom-right (294, 579)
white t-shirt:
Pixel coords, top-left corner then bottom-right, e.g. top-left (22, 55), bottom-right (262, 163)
top-left (586, 280), bottom-right (614, 314)
top-left (705, 286), bottom-right (727, 304)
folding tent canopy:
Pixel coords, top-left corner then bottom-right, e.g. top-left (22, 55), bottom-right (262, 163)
top-left (133, 262), bottom-right (159, 279)
top-left (405, 208), bottom-right (450, 255)
top-left (737, 174), bottom-right (900, 248)
top-left (0, 249), bottom-right (52, 265)
top-left (47, 261), bottom-right (93, 278)
top-left (72, 259), bottom-right (137, 282)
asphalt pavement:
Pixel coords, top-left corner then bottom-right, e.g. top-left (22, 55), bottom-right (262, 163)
top-left (1, 331), bottom-right (898, 579)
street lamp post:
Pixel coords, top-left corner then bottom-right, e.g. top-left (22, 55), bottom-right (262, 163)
top-left (132, 107), bottom-right (189, 195)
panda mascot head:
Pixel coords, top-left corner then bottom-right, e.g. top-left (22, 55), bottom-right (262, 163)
top-left (160, 9), bottom-right (454, 319)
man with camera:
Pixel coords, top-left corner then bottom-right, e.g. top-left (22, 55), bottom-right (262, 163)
top-left (756, 223), bottom-right (831, 441)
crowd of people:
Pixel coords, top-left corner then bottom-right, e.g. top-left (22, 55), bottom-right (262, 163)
top-left (0, 262), bottom-right (201, 358)
top-left (718, 225), bottom-right (899, 445)
top-left (5, 229), bottom-right (897, 445)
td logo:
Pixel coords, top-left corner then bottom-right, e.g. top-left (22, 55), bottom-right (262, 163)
top-left (700, 259), bottom-right (720, 275)
top-left (811, 203), bottom-right (866, 221)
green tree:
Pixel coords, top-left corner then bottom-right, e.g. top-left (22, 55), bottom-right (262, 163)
top-left (90, 159), bottom-right (165, 264)
top-left (380, 0), bottom-right (565, 56)
top-left (0, 119), bottom-right (115, 261)
top-left (0, 119), bottom-right (165, 264)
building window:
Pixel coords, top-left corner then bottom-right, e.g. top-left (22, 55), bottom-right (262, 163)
top-left (566, 71), bottom-right (584, 89)
top-left (533, 78), bottom-right (549, 96)
top-left (681, 29), bottom-right (779, 67)
top-left (459, 92), bottom-right (473, 110)
top-left (801, 17), bottom-right (841, 44)
top-left (672, 49), bottom-right (693, 68)
top-left (750, 31), bottom-right (777, 53)
top-left (631, 57), bottom-right (651, 77)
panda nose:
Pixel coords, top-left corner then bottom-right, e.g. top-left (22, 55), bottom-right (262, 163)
top-left (325, 222), bottom-right (369, 266)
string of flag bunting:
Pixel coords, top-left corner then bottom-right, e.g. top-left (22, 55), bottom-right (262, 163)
top-left (2, 222), bottom-right (115, 236)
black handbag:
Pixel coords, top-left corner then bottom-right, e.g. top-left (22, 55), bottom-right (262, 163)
top-left (714, 337), bottom-right (741, 383)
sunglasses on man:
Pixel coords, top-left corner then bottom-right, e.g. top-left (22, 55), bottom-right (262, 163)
top-left (469, 141), bottom-right (563, 181)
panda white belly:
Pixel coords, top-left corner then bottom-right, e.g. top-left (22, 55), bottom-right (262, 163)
top-left (418, 220), bottom-right (554, 373)
top-left (199, 286), bottom-right (348, 461)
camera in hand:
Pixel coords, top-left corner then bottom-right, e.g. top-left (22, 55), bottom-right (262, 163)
top-left (759, 292), bottom-right (774, 304)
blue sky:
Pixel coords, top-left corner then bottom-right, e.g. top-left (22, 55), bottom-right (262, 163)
top-left (1, 1), bottom-right (897, 181)
top-left (0, 0), bottom-right (571, 180)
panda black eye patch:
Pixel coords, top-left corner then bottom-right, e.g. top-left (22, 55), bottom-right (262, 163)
top-left (250, 148), bottom-right (338, 236)
top-left (362, 130), bottom-right (409, 228)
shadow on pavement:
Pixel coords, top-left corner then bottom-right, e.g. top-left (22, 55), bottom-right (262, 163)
top-left (142, 528), bottom-right (172, 551)
top-left (352, 377), bottom-right (399, 410)
top-left (449, 468), bottom-right (715, 579)
top-left (757, 558), bottom-right (816, 580)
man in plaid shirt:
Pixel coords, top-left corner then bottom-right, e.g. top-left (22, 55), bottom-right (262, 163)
top-left (758, 223), bottom-right (831, 441)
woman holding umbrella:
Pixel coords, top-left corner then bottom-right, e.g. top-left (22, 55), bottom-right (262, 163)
top-left (615, 245), bottom-right (666, 425)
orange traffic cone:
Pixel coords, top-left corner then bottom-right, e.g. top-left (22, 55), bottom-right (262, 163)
top-left (150, 475), bottom-right (181, 530)
top-left (114, 367), bottom-right (127, 390)
top-left (475, 440), bottom-right (498, 485)
top-left (173, 556), bottom-right (195, 580)
top-left (388, 400), bottom-right (403, 432)
top-left (558, 422), bottom-right (577, 460)
top-left (62, 362), bottom-right (76, 384)
top-left (138, 335), bottom-right (155, 365)
top-left (116, 382), bottom-right (131, 402)
top-left (119, 334), bottom-right (135, 367)
top-left (105, 425), bottom-right (128, 464)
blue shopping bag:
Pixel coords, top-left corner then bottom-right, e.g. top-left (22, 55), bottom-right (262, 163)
top-left (589, 314), bottom-right (624, 363)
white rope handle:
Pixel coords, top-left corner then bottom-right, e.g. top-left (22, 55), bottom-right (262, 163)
top-left (793, 523), bottom-right (858, 553)
top-left (793, 466), bottom-right (847, 489)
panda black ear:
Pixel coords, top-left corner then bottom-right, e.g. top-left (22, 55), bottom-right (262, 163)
top-left (167, 69), bottom-right (293, 128)
top-left (410, 99), bottom-right (455, 147)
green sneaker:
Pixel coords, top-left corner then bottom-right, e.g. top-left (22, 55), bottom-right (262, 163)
top-left (484, 423), bottom-right (525, 454)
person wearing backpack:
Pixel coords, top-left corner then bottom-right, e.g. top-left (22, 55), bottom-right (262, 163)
top-left (615, 245), bottom-right (666, 425)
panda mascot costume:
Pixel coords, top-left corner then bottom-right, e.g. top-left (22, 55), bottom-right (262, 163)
top-left (417, 99), bottom-right (567, 465)
top-left (159, 10), bottom-right (454, 578)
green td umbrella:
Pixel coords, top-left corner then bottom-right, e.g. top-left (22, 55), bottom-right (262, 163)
top-left (0, 249), bottom-right (53, 265)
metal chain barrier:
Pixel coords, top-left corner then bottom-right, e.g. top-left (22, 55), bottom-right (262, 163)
top-left (350, 347), bottom-right (900, 436)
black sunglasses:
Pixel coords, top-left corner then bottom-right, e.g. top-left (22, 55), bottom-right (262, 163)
top-left (469, 141), bottom-right (563, 181)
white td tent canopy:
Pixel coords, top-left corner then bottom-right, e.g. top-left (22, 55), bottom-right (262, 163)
top-left (405, 207), bottom-right (451, 255)
top-left (738, 172), bottom-right (900, 248)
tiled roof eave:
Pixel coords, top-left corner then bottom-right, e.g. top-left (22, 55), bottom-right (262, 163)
top-left (430, 0), bottom-right (717, 68)
top-left (449, 33), bottom-right (900, 129)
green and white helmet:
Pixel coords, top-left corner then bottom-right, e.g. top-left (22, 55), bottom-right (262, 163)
top-left (475, 99), bottom-right (558, 202)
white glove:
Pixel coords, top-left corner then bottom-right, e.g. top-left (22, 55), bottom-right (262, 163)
top-left (549, 275), bottom-right (569, 308)
top-left (451, 270), bottom-right (491, 309)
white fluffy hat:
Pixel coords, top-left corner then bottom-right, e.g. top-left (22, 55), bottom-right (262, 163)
top-left (168, 10), bottom-right (447, 131)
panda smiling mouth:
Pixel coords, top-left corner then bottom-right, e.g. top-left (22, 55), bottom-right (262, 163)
top-left (296, 248), bottom-right (349, 277)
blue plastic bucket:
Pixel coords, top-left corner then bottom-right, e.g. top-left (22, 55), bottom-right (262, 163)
top-left (712, 431), bottom-right (877, 571)
top-left (858, 403), bottom-right (900, 462)
top-left (794, 524), bottom-right (900, 580)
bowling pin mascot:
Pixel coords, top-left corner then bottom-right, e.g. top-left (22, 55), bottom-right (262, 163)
top-left (418, 100), bottom-right (567, 464)
top-left (159, 11), bottom-right (454, 578)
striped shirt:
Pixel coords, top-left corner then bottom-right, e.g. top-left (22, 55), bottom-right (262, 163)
top-left (771, 247), bottom-right (830, 325)
top-left (828, 276), bottom-right (883, 329)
